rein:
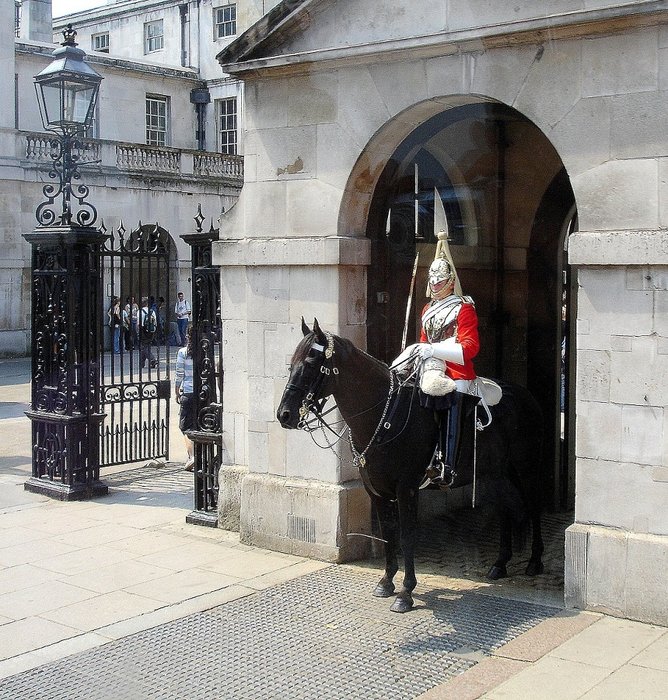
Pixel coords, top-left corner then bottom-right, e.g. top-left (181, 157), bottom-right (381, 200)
top-left (295, 334), bottom-right (413, 469)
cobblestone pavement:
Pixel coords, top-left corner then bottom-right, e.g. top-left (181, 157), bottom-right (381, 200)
top-left (415, 502), bottom-right (570, 604)
top-left (0, 566), bottom-right (559, 700)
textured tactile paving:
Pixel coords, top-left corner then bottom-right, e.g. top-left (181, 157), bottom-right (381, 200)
top-left (0, 566), bottom-right (558, 700)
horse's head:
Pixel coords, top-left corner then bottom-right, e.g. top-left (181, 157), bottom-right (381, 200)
top-left (276, 318), bottom-right (338, 429)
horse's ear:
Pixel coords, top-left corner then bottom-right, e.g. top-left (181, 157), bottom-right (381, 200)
top-left (301, 317), bottom-right (310, 336)
top-left (312, 317), bottom-right (326, 342)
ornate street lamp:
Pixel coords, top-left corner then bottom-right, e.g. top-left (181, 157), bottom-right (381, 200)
top-left (24, 24), bottom-right (108, 500)
top-left (33, 24), bottom-right (102, 227)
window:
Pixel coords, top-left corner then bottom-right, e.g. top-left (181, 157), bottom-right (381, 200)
top-left (215, 4), bottom-right (236, 39)
top-left (144, 19), bottom-right (164, 53)
top-left (14, 1), bottom-right (21, 38)
top-left (217, 97), bottom-right (237, 155)
top-left (83, 101), bottom-right (99, 139)
top-left (92, 32), bottom-right (109, 53)
top-left (146, 96), bottom-right (169, 146)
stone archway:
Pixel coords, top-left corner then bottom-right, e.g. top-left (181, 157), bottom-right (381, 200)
top-left (341, 97), bottom-right (576, 511)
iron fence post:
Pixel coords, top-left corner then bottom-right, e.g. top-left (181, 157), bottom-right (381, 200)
top-left (182, 219), bottom-right (222, 526)
top-left (23, 224), bottom-right (108, 500)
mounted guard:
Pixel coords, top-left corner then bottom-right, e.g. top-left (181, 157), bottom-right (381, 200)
top-left (392, 228), bottom-right (482, 487)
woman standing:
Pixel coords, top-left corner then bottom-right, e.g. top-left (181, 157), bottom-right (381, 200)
top-left (174, 325), bottom-right (195, 471)
top-left (107, 297), bottom-right (122, 354)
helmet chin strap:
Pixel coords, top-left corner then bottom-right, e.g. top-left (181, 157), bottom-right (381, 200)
top-left (430, 282), bottom-right (455, 301)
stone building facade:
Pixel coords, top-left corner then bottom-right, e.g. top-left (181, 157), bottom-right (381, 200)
top-left (2, 0), bottom-right (259, 355)
top-left (212, 0), bottom-right (668, 625)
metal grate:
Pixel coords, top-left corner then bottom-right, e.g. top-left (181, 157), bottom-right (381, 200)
top-left (287, 513), bottom-right (316, 543)
top-left (0, 566), bottom-right (558, 700)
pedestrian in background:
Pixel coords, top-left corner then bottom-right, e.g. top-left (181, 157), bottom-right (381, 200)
top-left (174, 291), bottom-right (191, 345)
top-left (158, 296), bottom-right (166, 342)
top-left (121, 302), bottom-right (132, 351)
top-left (127, 296), bottom-right (139, 349)
top-left (174, 324), bottom-right (194, 471)
top-left (139, 296), bottom-right (158, 369)
top-left (107, 297), bottom-right (122, 354)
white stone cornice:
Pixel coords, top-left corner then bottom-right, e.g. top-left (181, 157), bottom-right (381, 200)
top-left (52, 0), bottom-right (179, 29)
top-left (212, 236), bottom-right (371, 267)
top-left (15, 41), bottom-right (200, 80)
top-left (569, 230), bottom-right (668, 265)
top-left (220, 1), bottom-right (668, 76)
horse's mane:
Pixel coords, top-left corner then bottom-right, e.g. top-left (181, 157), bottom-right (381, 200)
top-left (293, 331), bottom-right (389, 376)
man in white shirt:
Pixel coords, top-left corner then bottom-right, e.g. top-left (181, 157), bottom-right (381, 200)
top-left (174, 291), bottom-right (191, 346)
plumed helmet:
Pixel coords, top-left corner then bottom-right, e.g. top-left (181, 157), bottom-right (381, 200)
top-left (426, 229), bottom-right (462, 298)
top-left (428, 257), bottom-right (455, 288)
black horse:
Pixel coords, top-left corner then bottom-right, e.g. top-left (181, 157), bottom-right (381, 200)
top-left (277, 319), bottom-right (544, 613)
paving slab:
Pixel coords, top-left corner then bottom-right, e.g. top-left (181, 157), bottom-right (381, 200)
top-left (580, 664), bottom-right (668, 699)
top-left (629, 629), bottom-right (668, 671)
top-left (482, 655), bottom-right (612, 699)
top-left (549, 615), bottom-right (666, 669)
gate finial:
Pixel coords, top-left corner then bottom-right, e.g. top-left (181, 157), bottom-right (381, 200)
top-left (194, 204), bottom-right (205, 232)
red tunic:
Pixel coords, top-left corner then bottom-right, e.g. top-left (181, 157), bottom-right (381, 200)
top-left (420, 300), bottom-right (479, 381)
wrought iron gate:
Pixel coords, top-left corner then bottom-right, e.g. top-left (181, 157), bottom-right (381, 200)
top-left (99, 223), bottom-right (173, 467)
top-left (183, 210), bottom-right (223, 525)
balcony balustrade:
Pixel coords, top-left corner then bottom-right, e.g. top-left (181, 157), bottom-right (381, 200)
top-left (22, 131), bottom-right (243, 183)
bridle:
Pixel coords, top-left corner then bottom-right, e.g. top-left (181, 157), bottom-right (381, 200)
top-left (288, 333), bottom-right (416, 462)
top-left (284, 332), bottom-right (342, 438)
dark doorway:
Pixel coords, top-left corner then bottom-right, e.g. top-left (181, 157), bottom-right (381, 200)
top-left (366, 100), bottom-right (575, 510)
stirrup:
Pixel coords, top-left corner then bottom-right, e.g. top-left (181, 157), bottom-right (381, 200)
top-left (419, 456), bottom-right (455, 490)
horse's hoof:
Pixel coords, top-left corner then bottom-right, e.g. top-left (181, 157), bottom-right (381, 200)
top-left (372, 584), bottom-right (395, 598)
top-left (525, 560), bottom-right (544, 576)
top-left (390, 595), bottom-right (413, 613)
top-left (487, 565), bottom-right (508, 580)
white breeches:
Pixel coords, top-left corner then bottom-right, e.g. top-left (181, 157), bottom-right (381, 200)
top-left (454, 379), bottom-right (476, 395)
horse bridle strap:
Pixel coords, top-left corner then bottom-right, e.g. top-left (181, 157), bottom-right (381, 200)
top-left (348, 370), bottom-right (396, 469)
top-left (295, 333), bottom-right (339, 425)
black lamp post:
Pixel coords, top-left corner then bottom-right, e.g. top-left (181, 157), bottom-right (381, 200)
top-left (33, 24), bottom-right (102, 227)
top-left (23, 25), bottom-right (108, 500)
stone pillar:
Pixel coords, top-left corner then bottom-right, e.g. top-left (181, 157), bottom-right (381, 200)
top-left (182, 223), bottom-right (223, 527)
top-left (19, 0), bottom-right (53, 43)
top-left (23, 225), bottom-right (108, 500)
top-left (0, 2), bottom-right (15, 130)
top-left (212, 235), bottom-right (372, 562)
top-left (565, 229), bottom-right (668, 625)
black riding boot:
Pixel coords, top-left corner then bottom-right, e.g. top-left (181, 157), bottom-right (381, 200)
top-left (427, 392), bottom-right (478, 486)
top-left (444, 397), bottom-right (466, 480)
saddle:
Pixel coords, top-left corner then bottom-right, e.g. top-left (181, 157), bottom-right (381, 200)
top-left (475, 376), bottom-right (502, 406)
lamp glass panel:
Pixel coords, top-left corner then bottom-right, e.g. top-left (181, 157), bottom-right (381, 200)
top-left (62, 80), bottom-right (95, 125)
top-left (40, 81), bottom-right (64, 127)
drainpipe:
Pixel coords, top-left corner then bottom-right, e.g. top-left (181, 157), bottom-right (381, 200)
top-left (190, 85), bottom-right (210, 151)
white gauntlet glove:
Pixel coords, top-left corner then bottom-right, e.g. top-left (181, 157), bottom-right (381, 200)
top-left (429, 337), bottom-right (464, 364)
top-left (390, 343), bottom-right (420, 369)
top-left (409, 341), bottom-right (464, 364)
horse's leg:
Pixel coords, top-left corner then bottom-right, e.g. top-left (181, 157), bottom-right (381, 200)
top-left (390, 487), bottom-right (419, 613)
top-left (372, 497), bottom-right (399, 598)
top-left (487, 511), bottom-right (513, 580)
top-left (525, 510), bottom-right (545, 576)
